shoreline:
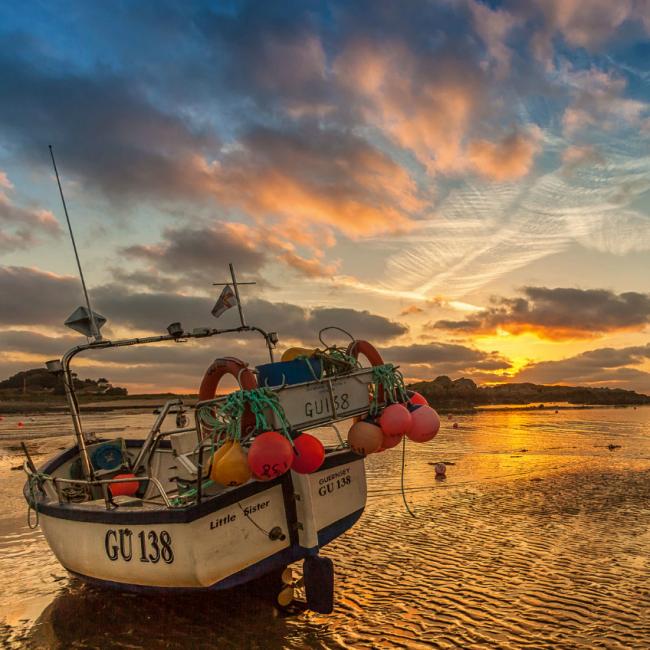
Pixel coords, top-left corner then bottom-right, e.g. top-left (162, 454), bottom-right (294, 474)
top-left (0, 396), bottom-right (646, 415)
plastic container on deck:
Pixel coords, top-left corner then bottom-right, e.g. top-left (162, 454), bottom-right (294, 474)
top-left (257, 358), bottom-right (322, 387)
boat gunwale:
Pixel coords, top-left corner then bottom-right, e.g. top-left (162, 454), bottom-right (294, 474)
top-left (24, 439), bottom-right (362, 525)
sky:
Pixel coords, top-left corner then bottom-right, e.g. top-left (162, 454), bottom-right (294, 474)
top-left (0, 0), bottom-right (649, 394)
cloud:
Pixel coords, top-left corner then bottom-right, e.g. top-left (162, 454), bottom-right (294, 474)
top-left (516, 343), bottom-right (650, 390)
top-left (0, 171), bottom-right (62, 252)
top-left (561, 144), bottom-right (605, 174)
top-left (334, 37), bottom-right (488, 175)
top-left (469, 0), bottom-right (520, 78)
top-left (382, 342), bottom-right (511, 374)
top-left (0, 266), bottom-right (80, 326)
top-left (0, 45), bottom-right (217, 204)
top-left (435, 286), bottom-right (650, 340)
top-left (467, 127), bottom-right (542, 181)
top-left (561, 67), bottom-right (646, 134)
top-left (206, 125), bottom-right (421, 240)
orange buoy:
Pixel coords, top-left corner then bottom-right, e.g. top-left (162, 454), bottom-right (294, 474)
top-left (347, 420), bottom-right (383, 455)
top-left (212, 441), bottom-right (251, 487)
top-left (378, 404), bottom-right (412, 437)
top-left (109, 473), bottom-right (139, 497)
top-left (406, 405), bottom-right (440, 442)
top-left (18, 421), bottom-right (24, 428)
top-left (248, 431), bottom-right (293, 481)
top-left (291, 433), bottom-right (325, 474)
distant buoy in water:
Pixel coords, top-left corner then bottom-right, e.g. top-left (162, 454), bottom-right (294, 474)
top-left (18, 421), bottom-right (24, 428)
top-left (452, 422), bottom-right (459, 429)
top-left (434, 462), bottom-right (447, 479)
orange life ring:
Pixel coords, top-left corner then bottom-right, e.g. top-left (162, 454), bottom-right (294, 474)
top-left (346, 340), bottom-right (385, 368)
top-left (346, 340), bottom-right (386, 405)
top-left (198, 357), bottom-right (258, 438)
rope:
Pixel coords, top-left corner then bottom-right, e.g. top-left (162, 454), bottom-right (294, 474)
top-left (369, 364), bottom-right (409, 415)
top-left (27, 473), bottom-right (44, 529)
top-left (400, 435), bottom-right (416, 518)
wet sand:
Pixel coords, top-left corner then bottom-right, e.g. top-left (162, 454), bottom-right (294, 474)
top-left (1, 406), bottom-right (650, 648)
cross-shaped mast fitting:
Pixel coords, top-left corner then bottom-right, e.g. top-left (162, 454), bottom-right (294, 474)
top-left (212, 263), bottom-right (255, 328)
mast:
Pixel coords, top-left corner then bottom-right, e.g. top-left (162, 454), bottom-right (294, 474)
top-left (49, 145), bottom-right (102, 342)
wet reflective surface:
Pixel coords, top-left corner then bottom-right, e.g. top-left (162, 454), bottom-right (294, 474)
top-left (2, 406), bottom-right (650, 648)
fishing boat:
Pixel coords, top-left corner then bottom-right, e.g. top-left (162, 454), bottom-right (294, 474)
top-left (22, 151), bottom-right (441, 612)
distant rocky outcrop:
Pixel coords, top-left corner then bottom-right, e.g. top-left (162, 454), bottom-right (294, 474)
top-left (0, 369), bottom-right (127, 396)
top-left (410, 376), bottom-right (650, 408)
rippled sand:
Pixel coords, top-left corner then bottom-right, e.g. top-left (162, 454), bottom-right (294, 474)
top-left (2, 406), bottom-right (650, 648)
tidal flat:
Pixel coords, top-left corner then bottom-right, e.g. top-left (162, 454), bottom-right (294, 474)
top-left (1, 406), bottom-right (650, 648)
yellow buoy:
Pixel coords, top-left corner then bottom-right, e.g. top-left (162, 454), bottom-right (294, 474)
top-left (209, 440), bottom-right (233, 482)
top-left (211, 441), bottom-right (252, 487)
top-left (281, 347), bottom-right (318, 362)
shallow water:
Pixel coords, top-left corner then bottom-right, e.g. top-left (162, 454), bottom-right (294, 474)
top-left (1, 406), bottom-right (650, 648)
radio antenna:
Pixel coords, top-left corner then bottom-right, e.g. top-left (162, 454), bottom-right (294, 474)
top-left (48, 145), bottom-right (102, 341)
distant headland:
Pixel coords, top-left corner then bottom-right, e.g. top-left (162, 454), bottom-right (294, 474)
top-left (409, 376), bottom-right (650, 409)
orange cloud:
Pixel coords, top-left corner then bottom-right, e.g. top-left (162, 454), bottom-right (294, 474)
top-left (467, 127), bottom-right (542, 181)
top-left (200, 127), bottom-right (421, 242)
top-left (334, 39), bottom-right (485, 174)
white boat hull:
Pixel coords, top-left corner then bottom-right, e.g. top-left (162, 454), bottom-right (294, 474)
top-left (30, 448), bottom-right (366, 591)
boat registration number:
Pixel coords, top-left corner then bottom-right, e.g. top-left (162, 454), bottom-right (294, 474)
top-left (273, 371), bottom-right (373, 429)
top-left (104, 529), bottom-right (174, 564)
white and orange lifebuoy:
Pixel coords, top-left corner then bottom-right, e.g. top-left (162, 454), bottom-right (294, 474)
top-left (198, 357), bottom-right (258, 438)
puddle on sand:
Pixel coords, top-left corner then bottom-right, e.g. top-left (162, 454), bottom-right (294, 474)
top-left (2, 406), bottom-right (650, 648)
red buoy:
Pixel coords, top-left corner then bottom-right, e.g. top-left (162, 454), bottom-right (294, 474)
top-left (248, 431), bottom-right (293, 481)
top-left (407, 391), bottom-right (428, 406)
top-left (291, 433), bottom-right (325, 474)
top-left (18, 421), bottom-right (24, 428)
top-left (109, 473), bottom-right (139, 497)
top-left (406, 405), bottom-right (440, 442)
top-left (378, 404), bottom-right (412, 437)
top-left (381, 430), bottom-right (403, 450)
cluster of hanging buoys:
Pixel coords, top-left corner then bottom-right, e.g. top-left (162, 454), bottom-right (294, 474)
top-left (210, 430), bottom-right (327, 486)
top-left (347, 389), bottom-right (441, 456)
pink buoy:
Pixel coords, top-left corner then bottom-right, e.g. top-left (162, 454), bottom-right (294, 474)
top-left (348, 420), bottom-right (383, 455)
top-left (248, 431), bottom-right (294, 481)
top-left (406, 405), bottom-right (440, 443)
top-left (378, 404), bottom-right (412, 437)
top-left (109, 473), bottom-right (139, 497)
top-left (291, 433), bottom-right (325, 474)
top-left (407, 391), bottom-right (428, 407)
